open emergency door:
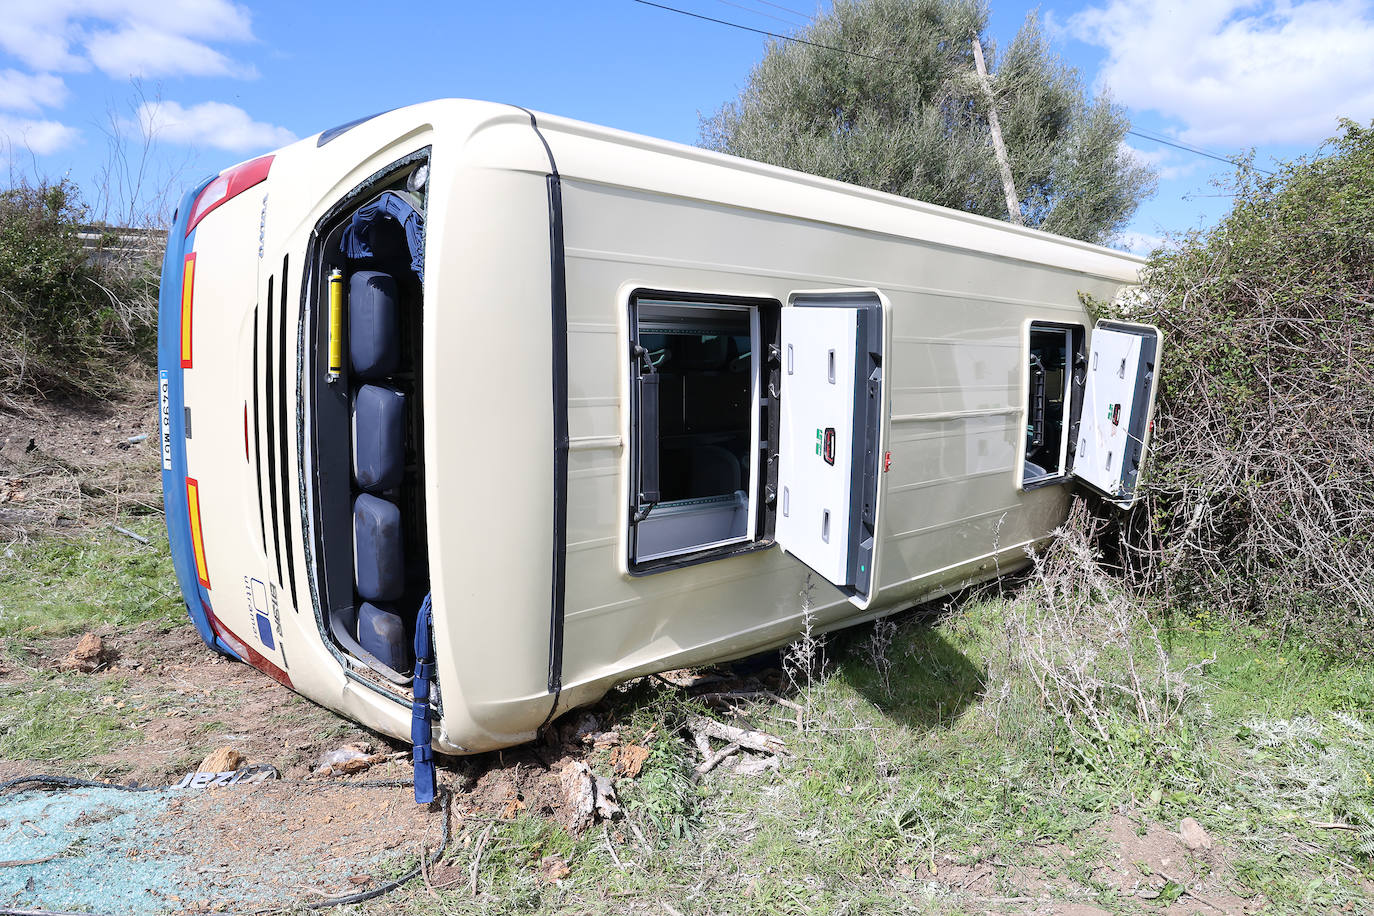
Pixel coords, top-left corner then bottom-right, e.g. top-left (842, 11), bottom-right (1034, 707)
top-left (776, 291), bottom-right (883, 602)
top-left (1069, 320), bottom-right (1162, 509)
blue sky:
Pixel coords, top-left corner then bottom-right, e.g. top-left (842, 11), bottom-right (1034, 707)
top-left (2, 0), bottom-right (1372, 251)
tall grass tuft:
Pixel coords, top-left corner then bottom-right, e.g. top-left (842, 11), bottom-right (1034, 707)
top-left (988, 500), bottom-right (1207, 755)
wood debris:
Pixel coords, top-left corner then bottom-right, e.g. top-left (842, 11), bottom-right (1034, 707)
top-left (610, 743), bottom-right (650, 778)
top-left (559, 761), bottom-right (621, 833)
top-left (688, 717), bottom-right (787, 757)
top-left (198, 747), bottom-right (245, 774)
top-left (694, 742), bottom-right (740, 775)
top-left (733, 755), bottom-right (781, 777)
top-left (538, 855), bottom-right (571, 883)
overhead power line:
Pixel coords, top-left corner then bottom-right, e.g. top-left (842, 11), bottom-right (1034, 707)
top-left (738, 0), bottom-right (815, 21)
top-left (714, 0), bottom-right (804, 27)
top-left (1126, 127), bottom-right (1275, 176)
top-left (632, 0), bottom-right (898, 64)
top-left (633, 0), bottom-right (1276, 177)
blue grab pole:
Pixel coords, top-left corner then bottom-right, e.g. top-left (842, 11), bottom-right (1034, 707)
top-left (411, 593), bottom-right (436, 804)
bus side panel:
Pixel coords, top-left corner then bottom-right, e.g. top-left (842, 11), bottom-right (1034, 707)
top-left (425, 151), bottom-right (563, 750)
top-left (547, 176), bottom-right (1129, 701)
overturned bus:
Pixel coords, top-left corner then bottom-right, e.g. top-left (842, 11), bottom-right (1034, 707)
top-left (157, 99), bottom-right (1159, 763)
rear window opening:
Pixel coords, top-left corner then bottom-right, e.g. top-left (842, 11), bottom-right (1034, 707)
top-left (629, 292), bottom-right (780, 572)
top-left (306, 150), bottom-right (431, 690)
top-left (1022, 322), bottom-right (1085, 487)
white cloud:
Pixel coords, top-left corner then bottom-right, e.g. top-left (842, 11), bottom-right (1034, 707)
top-left (0, 71), bottom-right (69, 113)
top-left (139, 100), bottom-right (295, 153)
top-left (1120, 143), bottom-right (1202, 182)
top-left (0, 115), bottom-right (81, 155)
top-left (1069, 0), bottom-right (1374, 147)
top-left (0, 0), bottom-right (255, 79)
top-left (0, 12), bottom-right (86, 73)
top-left (87, 24), bottom-right (254, 79)
top-left (1111, 231), bottom-right (1168, 257)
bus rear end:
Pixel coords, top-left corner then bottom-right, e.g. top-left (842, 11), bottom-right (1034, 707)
top-left (157, 117), bottom-right (440, 744)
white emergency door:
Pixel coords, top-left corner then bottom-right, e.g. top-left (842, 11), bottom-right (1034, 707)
top-left (1072, 320), bottom-right (1161, 508)
top-left (776, 293), bottom-right (882, 598)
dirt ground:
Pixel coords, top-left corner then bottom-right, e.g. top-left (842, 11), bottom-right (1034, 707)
top-left (920, 815), bottom-right (1261, 916)
top-left (0, 620), bottom-right (1274, 916)
top-left (0, 386), bottom-right (1312, 914)
top-left (0, 375), bottom-right (163, 534)
top-left (0, 621), bottom-right (403, 785)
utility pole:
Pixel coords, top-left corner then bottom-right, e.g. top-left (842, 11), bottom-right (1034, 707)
top-left (971, 35), bottom-right (1023, 226)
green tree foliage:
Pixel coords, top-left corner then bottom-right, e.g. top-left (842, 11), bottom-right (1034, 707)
top-left (0, 179), bottom-right (159, 398)
top-left (1119, 121), bottom-right (1374, 652)
top-left (701, 0), bottom-right (1155, 244)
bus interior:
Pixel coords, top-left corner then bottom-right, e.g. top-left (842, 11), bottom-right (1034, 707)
top-left (307, 152), bottom-right (431, 689)
top-left (629, 295), bottom-right (781, 571)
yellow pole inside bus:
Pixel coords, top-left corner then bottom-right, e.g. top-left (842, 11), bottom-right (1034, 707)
top-left (328, 269), bottom-right (344, 382)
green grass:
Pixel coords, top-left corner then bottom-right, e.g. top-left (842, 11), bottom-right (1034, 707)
top-left (8, 519), bottom-right (1374, 913)
top-left (362, 598), bottom-right (1374, 916)
top-left (0, 671), bottom-right (135, 761)
top-left (0, 516), bottom-right (184, 638)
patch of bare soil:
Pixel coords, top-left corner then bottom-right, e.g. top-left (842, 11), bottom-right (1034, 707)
top-left (151, 781), bottom-right (439, 909)
top-left (0, 621), bottom-right (399, 785)
top-left (0, 617), bottom-right (570, 912)
top-left (1095, 814), bottom-right (1258, 915)
top-left (0, 614), bottom-right (654, 827)
top-left (934, 813), bottom-right (1261, 916)
top-left (0, 376), bottom-right (161, 535)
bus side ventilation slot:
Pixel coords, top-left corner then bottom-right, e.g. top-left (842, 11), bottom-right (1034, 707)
top-left (251, 304), bottom-right (268, 556)
top-left (263, 281), bottom-right (282, 583)
top-left (275, 256), bottom-right (298, 611)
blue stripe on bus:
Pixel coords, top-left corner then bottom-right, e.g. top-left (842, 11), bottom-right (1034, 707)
top-left (158, 174), bottom-right (242, 661)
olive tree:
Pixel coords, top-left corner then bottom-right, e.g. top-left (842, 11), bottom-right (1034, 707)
top-left (701, 0), bottom-right (1155, 244)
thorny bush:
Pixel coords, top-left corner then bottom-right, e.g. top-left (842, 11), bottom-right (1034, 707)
top-left (0, 178), bottom-right (161, 399)
top-left (1106, 120), bottom-right (1374, 653)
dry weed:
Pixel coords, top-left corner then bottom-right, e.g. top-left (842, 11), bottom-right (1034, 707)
top-left (990, 500), bottom-right (1207, 751)
top-left (783, 574), bottom-right (829, 715)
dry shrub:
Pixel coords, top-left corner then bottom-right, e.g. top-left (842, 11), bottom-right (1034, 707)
top-left (990, 500), bottom-right (1203, 753)
top-left (0, 178), bottom-right (162, 400)
top-left (783, 573), bottom-right (830, 698)
top-left (1110, 120), bottom-right (1374, 652)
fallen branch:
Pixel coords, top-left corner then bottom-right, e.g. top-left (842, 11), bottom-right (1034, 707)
top-left (110, 524), bottom-right (149, 545)
top-left (695, 689), bottom-right (805, 715)
top-left (418, 843), bottom-right (438, 900)
top-left (763, 690), bottom-right (806, 714)
top-left (470, 822), bottom-right (494, 895)
top-left (688, 717), bottom-right (787, 756)
top-left (694, 742), bottom-right (740, 775)
top-left (0, 849), bottom-right (69, 868)
top-left (602, 825), bottom-right (624, 869)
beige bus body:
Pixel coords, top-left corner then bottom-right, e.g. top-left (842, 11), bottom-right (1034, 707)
top-left (164, 99), bottom-right (1153, 755)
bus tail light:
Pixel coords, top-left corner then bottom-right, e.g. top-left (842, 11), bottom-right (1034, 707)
top-left (180, 253), bottom-right (195, 368)
top-left (185, 155), bottom-right (274, 236)
top-left (186, 476), bottom-right (211, 589)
